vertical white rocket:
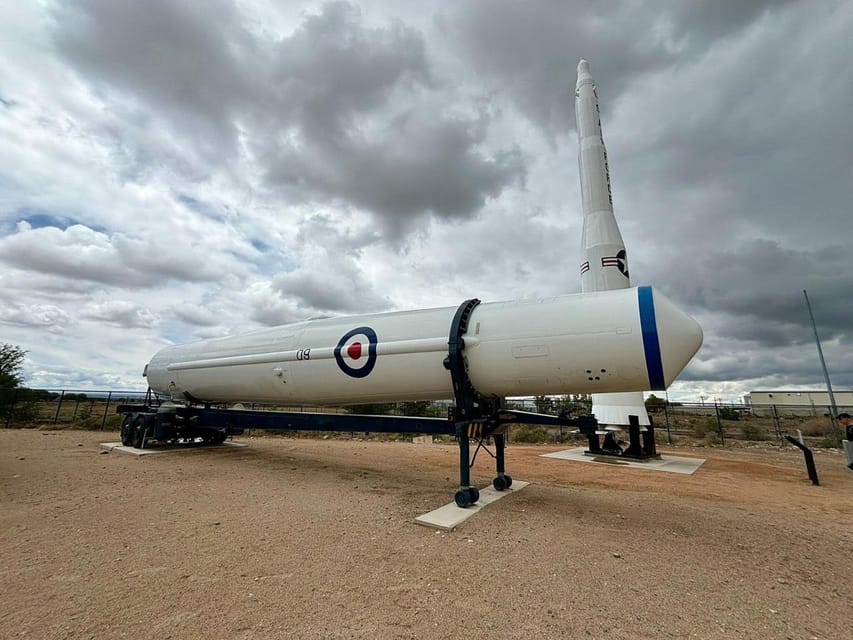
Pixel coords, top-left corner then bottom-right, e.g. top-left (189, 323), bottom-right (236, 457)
top-left (576, 58), bottom-right (651, 427)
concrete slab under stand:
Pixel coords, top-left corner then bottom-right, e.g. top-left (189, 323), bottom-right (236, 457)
top-left (100, 441), bottom-right (247, 456)
top-left (541, 447), bottom-right (704, 475)
top-left (415, 480), bottom-right (529, 530)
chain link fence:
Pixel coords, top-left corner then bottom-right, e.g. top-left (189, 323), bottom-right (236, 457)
top-left (1, 389), bottom-right (847, 448)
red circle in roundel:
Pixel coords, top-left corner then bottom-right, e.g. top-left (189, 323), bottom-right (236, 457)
top-left (347, 342), bottom-right (362, 360)
top-left (335, 327), bottom-right (377, 378)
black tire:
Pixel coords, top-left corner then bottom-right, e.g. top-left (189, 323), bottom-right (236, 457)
top-left (504, 475), bottom-right (513, 488)
top-left (211, 431), bottom-right (227, 445)
top-left (493, 476), bottom-right (507, 491)
top-left (132, 416), bottom-right (147, 449)
top-left (468, 487), bottom-right (479, 504)
top-left (454, 489), bottom-right (471, 508)
top-left (120, 416), bottom-right (134, 446)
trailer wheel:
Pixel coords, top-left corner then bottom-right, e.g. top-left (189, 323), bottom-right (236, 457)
top-left (120, 415), bottom-right (134, 447)
top-left (132, 416), bottom-right (147, 449)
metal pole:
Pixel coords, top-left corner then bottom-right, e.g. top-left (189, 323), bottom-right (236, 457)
top-left (664, 390), bottom-right (672, 445)
top-left (101, 391), bottom-right (112, 430)
top-left (53, 390), bottom-right (65, 425)
top-left (803, 290), bottom-right (841, 444)
top-left (715, 400), bottom-right (724, 446)
top-left (785, 435), bottom-right (820, 486)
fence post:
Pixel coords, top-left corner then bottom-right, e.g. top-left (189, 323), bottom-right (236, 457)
top-left (53, 390), bottom-right (65, 425)
top-left (663, 401), bottom-right (672, 445)
top-left (715, 401), bottom-right (725, 446)
top-left (771, 404), bottom-right (782, 443)
top-left (101, 391), bottom-right (112, 430)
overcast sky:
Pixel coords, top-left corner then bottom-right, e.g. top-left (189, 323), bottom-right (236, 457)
top-left (1, 0), bottom-right (851, 403)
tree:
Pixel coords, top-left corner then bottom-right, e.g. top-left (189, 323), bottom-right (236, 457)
top-left (645, 393), bottom-right (666, 412)
top-left (345, 402), bottom-right (397, 415)
top-left (0, 344), bottom-right (27, 389)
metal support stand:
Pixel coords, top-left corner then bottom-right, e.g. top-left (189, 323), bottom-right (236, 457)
top-left (445, 299), bottom-right (485, 508)
top-left (623, 415), bottom-right (644, 457)
top-left (457, 424), bottom-right (471, 490)
top-left (785, 435), bottom-right (820, 486)
top-left (642, 416), bottom-right (658, 457)
top-left (584, 414), bottom-right (660, 460)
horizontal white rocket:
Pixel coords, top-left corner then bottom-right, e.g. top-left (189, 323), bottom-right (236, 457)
top-left (576, 58), bottom-right (652, 426)
top-left (145, 286), bottom-right (702, 406)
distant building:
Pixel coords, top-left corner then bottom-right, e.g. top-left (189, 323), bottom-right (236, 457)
top-left (744, 390), bottom-right (853, 416)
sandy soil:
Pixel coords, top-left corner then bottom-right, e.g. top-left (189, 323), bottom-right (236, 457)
top-left (2, 429), bottom-right (852, 640)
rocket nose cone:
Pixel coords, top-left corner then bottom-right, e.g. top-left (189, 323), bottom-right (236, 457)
top-left (576, 59), bottom-right (593, 88)
top-left (638, 287), bottom-right (703, 390)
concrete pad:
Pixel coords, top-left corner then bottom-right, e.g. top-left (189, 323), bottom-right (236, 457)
top-left (415, 480), bottom-right (529, 530)
top-left (541, 447), bottom-right (704, 475)
top-left (100, 441), bottom-right (247, 456)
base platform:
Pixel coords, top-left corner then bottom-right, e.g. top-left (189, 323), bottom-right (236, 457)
top-left (541, 447), bottom-right (704, 475)
top-left (415, 480), bottom-right (529, 531)
top-left (100, 441), bottom-right (247, 456)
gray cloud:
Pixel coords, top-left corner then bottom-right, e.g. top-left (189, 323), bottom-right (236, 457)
top-left (2, 0), bottom-right (851, 397)
top-left (442, 0), bottom-right (800, 137)
top-left (652, 239), bottom-right (852, 343)
top-left (53, 0), bottom-right (252, 161)
top-left (171, 305), bottom-right (219, 328)
top-left (0, 302), bottom-right (70, 331)
top-left (52, 0), bottom-right (525, 240)
top-left (81, 300), bottom-right (158, 329)
top-left (0, 224), bottom-right (229, 287)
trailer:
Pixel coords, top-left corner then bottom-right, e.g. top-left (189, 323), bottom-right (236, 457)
top-left (116, 390), bottom-right (600, 507)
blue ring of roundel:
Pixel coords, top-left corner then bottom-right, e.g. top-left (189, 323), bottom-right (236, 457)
top-left (334, 326), bottom-right (378, 378)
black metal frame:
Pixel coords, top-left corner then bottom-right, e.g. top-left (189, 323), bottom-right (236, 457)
top-left (785, 435), bottom-right (820, 485)
top-left (440, 299), bottom-right (601, 507)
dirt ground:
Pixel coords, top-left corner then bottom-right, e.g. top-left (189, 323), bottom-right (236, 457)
top-left (2, 429), bottom-right (852, 640)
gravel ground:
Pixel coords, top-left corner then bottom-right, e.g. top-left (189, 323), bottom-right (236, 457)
top-left (2, 429), bottom-right (852, 640)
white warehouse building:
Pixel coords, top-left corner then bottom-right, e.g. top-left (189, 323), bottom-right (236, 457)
top-left (744, 390), bottom-right (853, 416)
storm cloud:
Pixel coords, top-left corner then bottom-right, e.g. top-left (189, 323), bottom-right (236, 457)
top-left (0, 0), bottom-right (850, 398)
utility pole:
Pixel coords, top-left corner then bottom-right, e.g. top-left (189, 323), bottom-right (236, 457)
top-left (803, 289), bottom-right (840, 444)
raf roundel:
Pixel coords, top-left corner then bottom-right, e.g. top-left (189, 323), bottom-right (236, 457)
top-left (334, 326), bottom-right (378, 378)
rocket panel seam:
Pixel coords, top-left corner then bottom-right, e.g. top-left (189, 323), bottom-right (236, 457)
top-left (168, 336), bottom-right (451, 371)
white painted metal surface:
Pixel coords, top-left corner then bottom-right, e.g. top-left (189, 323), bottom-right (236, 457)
top-left (145, 286), bottom-right (702, 405)
top-left (576, 58), bottom-right (651, 427)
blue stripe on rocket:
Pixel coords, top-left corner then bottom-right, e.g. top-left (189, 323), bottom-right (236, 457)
top-left (637, 286), bottom-right (665, 390)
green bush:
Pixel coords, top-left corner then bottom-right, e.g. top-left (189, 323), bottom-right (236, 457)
top-left (818, 435), bottom-right (841, 449)
top-left (740, 423), bottom-right (767, 441)
top-left (510, 425), bottom-right (550, 443)
top-left (719, 407), bottom-right (740, 421)
top-left (693, 419), bottom-right (718, 438)
top-left (698, 432), bottom-right (720, 447)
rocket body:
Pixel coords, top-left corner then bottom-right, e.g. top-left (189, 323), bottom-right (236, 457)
top-left (145, 287), bottom-right (702, 407)
top-left (576, 58), bottom-right (651, 426)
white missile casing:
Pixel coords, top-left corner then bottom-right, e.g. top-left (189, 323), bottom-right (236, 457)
top-left (576, 58), bottom-right (651, 426)
top-left (145, 286), bottom-right (702, 406)
top-left (576, 59), bottom-right (630, 293)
